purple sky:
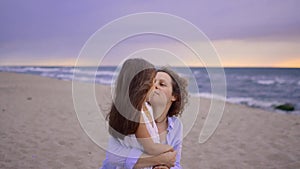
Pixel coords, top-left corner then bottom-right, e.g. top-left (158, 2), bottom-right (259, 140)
top-left (1, 0), bottom-right (300, 66)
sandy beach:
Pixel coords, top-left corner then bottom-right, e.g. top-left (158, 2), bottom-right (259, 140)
top-left (0, 72), bottom-right (299, 169)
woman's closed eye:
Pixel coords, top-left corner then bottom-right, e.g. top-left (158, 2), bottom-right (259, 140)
top-left (155, 79), bottom-right (167, 87)
top-left (160, 82), bottom-right (166, 87)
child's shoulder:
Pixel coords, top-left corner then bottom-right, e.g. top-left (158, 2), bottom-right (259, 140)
top-left (169, 116), bottom-right (183, 127)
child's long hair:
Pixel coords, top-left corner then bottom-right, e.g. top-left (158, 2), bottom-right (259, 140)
top-left (107, 58), bottom-right (156, 139)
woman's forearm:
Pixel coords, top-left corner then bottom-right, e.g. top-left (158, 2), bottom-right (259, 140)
top-left (141, 140), bottom-right (173, 155)
top-left (136, 121), bottom-right (173, 155)
top-left (134, 151), bottom-right (176, 169)
top-left (133, 153), bottom-right (161, 169)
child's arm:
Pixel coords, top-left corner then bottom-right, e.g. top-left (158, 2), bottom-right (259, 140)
top-left (135, 116), bottom-right (173, 155)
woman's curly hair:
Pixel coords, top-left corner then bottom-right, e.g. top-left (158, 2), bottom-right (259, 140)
top-left (157, 67), bottom-right (189, 117)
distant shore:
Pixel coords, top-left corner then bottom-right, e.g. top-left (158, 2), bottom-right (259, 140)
top-left (0, 72), bottom-right (299, 168)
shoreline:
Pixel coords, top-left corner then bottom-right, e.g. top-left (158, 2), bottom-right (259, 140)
top-left (2, 71), bottom-right (299, 115)
top-left (1, 72), bottom-right (300, 168)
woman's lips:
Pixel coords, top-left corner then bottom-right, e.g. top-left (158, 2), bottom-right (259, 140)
top-left (153, 90), bottom-right (160, 95)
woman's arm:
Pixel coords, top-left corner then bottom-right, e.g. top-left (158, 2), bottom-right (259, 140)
top-left (134, 117), bottom-right (183, 169)
top-left (133, 151), bottom-right (176, 169)
top-left (102, 136), bottom-right (143, 168)
top-left (135, 116), bottom-right (173, 155)
top-left (102, 135), bottom-right (176, 169)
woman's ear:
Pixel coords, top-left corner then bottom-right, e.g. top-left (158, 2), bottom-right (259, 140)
top-left (171, 95), bottom-right (176, 102)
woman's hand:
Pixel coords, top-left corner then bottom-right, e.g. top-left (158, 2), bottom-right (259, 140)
top-left (158, 151), bottom-right (176, 168)
top-left (153, 165), bottom-right (169, 169)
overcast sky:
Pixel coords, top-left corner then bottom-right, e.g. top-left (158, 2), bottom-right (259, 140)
top-left (1, 0), bottom-right (299, 67)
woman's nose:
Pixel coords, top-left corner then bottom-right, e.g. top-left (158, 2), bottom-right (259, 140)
top-left (154, 82), bottom-right (159, 89)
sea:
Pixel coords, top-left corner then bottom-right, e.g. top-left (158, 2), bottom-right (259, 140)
top-left (1, 66), bottom-right (299, 115)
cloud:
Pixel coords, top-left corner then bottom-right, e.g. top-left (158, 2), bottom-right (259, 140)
top-left (213, 37), bottom-right (300, 67)
top-left (0, 0), bottom-right (299, 66)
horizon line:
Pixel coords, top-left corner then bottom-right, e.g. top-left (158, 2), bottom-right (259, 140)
top-left (0, 65), bottom-right (299, 69)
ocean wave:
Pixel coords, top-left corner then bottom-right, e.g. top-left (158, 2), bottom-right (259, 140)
top-left (191, 92), bottom-right (226, 100)
top-left (95, 78), bottom-right (113, 85)
top-left (193, 70), bottom-right (201, 75)
top-left (234, 75), bottom-right (250, 80)
top-left (0, 67), bottom-right (28, 73)
top-left (274, 77), bottom-right (285, 84)
top-left (73, 69), bottom-right (116, 76)
top-left (72, 76), bottom-right (94, 83)
top-left (0, 66), bottom-right (116, 77)
top-left (40, 72), bottom-right (56, 78)
top-left (0, 67), bottom-right (61, 72)
top-left (191, 94), bottom-right (287, 112)
top-left (226, 97), bottom-right (280, 108)
top-left (226, 97), bottom-right (253, 104)
top-left (56, 74), bottom-right (113, 85)
top-left (25, 67), bottom-right (61, 72)
top-left (56, 74), bottom-right (75, 80)
top-left (60, 68), bottom-right (77, 73)
top-left (2, 66), bottom-right (300, 115)
top-left (256, 80), bottom-right (275, 85)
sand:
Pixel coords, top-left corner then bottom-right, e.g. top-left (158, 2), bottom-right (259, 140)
top-left (0, 72), bottom-right (299, 169)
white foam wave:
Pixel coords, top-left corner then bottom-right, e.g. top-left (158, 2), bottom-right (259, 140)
top-left (234, 75), bottom-right (250, 80)
top-left (275, 77), bottom-right (285, 84)
top-left (0, 67), bottom-right (116, 78)
top-left (60, 68), bottom-right (77, 73)
top-left (73, 69), bottom-right (116, 76)
top-left (193, 70), bottom-right (201, 75)
top-left (55, 73), bottom-right (112, 85)
top-left (191, 92), bottom-right (226, 100)
top-left (40, 72), bottom-right (56, 78)
top-left (72, 76), bottom-right (94, 82)
top-left (25, 67), bottom-right (60, 72)
top-left (0, 67), bottom-right (61, 73)
top-left (0, 67), bottom-right (28, 72)
top-left (57, 74), bottom-right (74, 80)
top-left (226, 97), bottom-right (253, 104)
top-left (227, 97), bottom-right (280, 108)
top-left (257, 80), bottom-right (275, 85)
top-left (95, 78), bottom-right (113, 85)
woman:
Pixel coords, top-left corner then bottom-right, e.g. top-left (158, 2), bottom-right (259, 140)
top-left (101, 63), bottom-right (188, 169)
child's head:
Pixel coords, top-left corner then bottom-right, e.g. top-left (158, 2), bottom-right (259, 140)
top-left (156, 67), bottom-right (188, 117)
top-left (108, 58), bottom-right (156, 139)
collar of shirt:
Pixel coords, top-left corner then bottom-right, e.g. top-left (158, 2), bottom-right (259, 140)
top-left (167, 116), bottom-right (175, 132)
